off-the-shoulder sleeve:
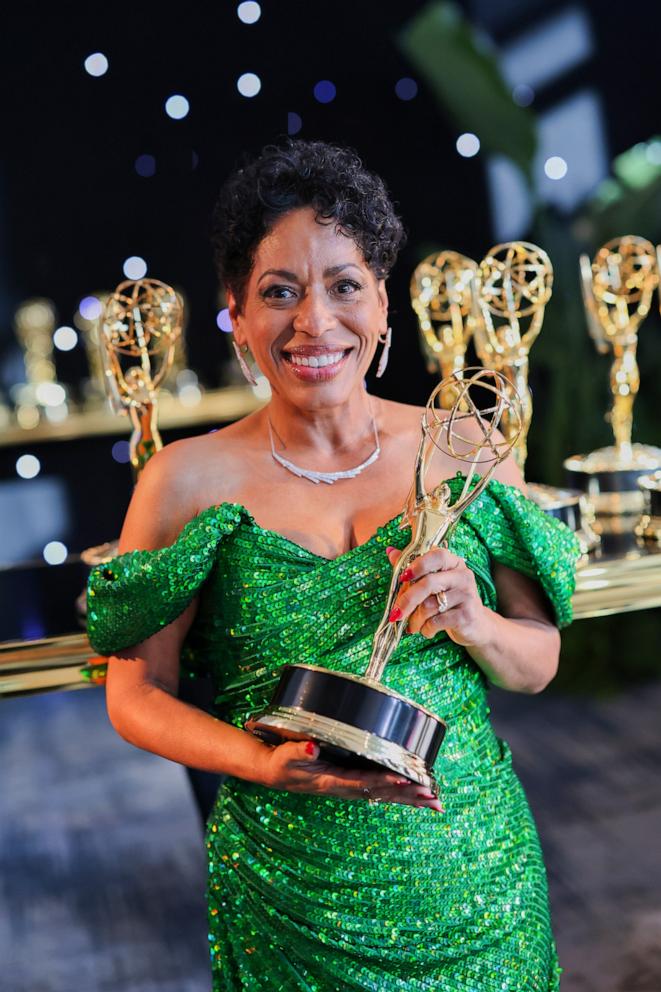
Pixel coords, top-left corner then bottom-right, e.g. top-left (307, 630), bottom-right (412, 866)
top-left (454, 475), bottom-right (581, 628)
top-left (86, 503), bottom-right (247, 655)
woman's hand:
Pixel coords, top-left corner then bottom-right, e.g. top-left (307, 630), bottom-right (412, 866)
top-left (257, 739), bottom-right (443, 811)
top-left (386, 546), bottom-right (492, 649)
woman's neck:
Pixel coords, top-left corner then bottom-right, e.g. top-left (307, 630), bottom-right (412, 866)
top-left (264, 390), bottom-right (378, 458)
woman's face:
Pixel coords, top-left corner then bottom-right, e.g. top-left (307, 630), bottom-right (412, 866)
top-left (228, 207), bottom-right (388, 409)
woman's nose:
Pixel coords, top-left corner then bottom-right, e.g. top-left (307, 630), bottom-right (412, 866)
top-left (292, 290), bottom-right (335, 336)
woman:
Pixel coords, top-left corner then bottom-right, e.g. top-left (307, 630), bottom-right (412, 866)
top-left (88, 139), bottom-right (579, 990)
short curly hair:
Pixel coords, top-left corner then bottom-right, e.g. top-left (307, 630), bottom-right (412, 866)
top-left (211, 139), bottom-right (406, 311)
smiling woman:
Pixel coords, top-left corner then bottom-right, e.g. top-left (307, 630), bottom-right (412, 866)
top-left (87, 138), bottom-right (579, 991)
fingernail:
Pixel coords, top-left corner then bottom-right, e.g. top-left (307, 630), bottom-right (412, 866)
top-left (385, 545), bottom-right (396, 554)
top-left (305, 741), bottom-right (316, 756)
top-left (388, 607), bottom-right (402, 623)
top-left (394, 779), bottom-right (411, 786)
top-left (399, 567), bottom-right (414, 583)
top-left (431, 802), bottom-right (444, 813)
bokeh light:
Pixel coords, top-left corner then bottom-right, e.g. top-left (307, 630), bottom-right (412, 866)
top-left (43, 541), bottom-right (68, 565)
top-left (111, 440), bottom-right (130, 464)
top-left (35, 382), bottom-right (66, 407)
top-left (84, 53), bottom-right (108, 77)
top-left (16, 454), bottom-right (41, 479)
top-left (237, 1), bottom-right (261, 23)
top-left (178, 383), bottom-right (202, 407)
top-left (237, 72), bottom-right (261, 97)
top-left (313, 80), bottom-right (336, 104)
top-left (512, 83), bottom-right (535, 107)
top-left (287, 112), bottom-right (302, 135)
top-left (135, 154), bottom-right (156, 177)
top-left (79, 296), bottom-right (103, 320)
top-left (395, 78), bottom-right (418, 101)
top-left (165, 94), bottom-right (190, 120)
top-left (544, 155), bottom-right (568, 179)
top-left (216, 308), bottom-right (233, 332)
top-left (53, 326), bottom-right (78, 351)
top-left (123, 256), bottom-right (147, 280)
top-left (456, 133), bottom-right (480, 157)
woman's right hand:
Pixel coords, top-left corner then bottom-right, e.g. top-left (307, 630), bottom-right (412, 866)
top-left (257, 739), bottom-right (443, 811)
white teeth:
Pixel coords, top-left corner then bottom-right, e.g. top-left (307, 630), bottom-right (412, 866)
top-left (288, 351), bottom-right (344, 368)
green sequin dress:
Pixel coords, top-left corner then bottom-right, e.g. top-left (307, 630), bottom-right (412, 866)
top-left (87, 476), bottom-right (580, 991)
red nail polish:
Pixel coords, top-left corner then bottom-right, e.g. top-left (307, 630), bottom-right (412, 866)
top-left (385, 545), bottom-right (396, 554)
top-left (305, 741), bottom-right (316, 756)
top-left (399, 567), bottom-right (414, 583)
top-left (388, 607), bottom-right (402, 623)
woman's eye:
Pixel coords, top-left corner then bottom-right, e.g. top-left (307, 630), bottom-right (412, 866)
top-left (334, 279), bottom-right (362, 295)
top-left (262, 285), bottom-right (296, 300)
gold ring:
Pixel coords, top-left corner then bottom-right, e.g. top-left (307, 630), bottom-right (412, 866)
top-left (436, 590), bottom-right (448, 614)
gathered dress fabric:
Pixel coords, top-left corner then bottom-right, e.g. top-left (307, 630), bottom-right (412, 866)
top-left (87, 475), bottom-right (580, 992)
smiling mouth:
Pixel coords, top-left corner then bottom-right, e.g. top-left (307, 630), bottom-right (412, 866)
top-left (282, 348), bottom-right (352, 369)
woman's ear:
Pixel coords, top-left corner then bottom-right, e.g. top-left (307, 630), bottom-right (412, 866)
top-left (377, 279), bottom-right (389, 318)
top-left (226, 290), bottom-right (243, 344)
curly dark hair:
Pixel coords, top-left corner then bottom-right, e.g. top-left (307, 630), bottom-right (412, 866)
top-left (211, 139), bottom-right (406, 310)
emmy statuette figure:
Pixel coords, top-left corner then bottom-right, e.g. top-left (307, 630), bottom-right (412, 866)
top-left (565, 236), bottom-right (661, 527)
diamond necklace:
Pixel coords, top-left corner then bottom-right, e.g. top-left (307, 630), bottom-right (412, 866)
top-left (267, 406), bottom-right (381, 485)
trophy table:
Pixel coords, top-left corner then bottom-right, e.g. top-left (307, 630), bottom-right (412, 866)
top-left (246, 368), bottom-right (522, 794)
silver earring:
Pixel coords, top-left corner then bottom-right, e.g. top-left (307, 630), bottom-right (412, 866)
top-left (376, 326), bottom-right (392, 378)
top-left (232, 340), bottom-right (258, 386)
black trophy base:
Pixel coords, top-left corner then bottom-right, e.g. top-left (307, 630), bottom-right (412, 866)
top-left (245, 664), bottom-right (446, 794)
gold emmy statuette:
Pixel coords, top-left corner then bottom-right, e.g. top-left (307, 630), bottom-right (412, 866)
top-left (410, 251), bottom-right (478, 407)
top-left (565, 236), bottom-right (661, 524)
top-left (99, 277), bottom-right (182, 479)
top-left (247, 368), bottom-right (522, 794)
top-left (12, 298), bottom-right (70, 429)
top-left (472, 242), bottom-right (598, 552)
top-left (472, 241), bottom-right (552, 472)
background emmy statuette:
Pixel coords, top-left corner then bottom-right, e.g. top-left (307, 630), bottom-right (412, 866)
top-left (79, 278), bottom-right (183, 572)
top-left (564, 236), bottom-right (661, 529)
top-left (470, 242), bottom-right (598, 552)
top-left (410, 250), bottom-right (478, 408)
top-left (99, 278), bottom-right (183, 480)
top-left (246, 368), bottom-right (522, 794)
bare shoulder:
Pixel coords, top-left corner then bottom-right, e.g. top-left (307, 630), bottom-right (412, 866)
top-left (116, 413), bottom-right (261, 552)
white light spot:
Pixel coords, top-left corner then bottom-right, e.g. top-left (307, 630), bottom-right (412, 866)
top-left (43, 541), bottom-right (68, 565)
top-left (178, 383), bottom-right (202, 407)
top-left (544, 155), bottom-right (568, 180)
top-left (78, 296), bottom-right (103, 320)
top-left (456, 133), bottom-right (480, 158)
top-left (165, 94), bottom-right (190, 120)
top-left (16, 454), bottom-right (41, 479)
top-left (44, 403), bottom-right (69, 424)
top-left (237, 1), bottom-right (261, 23)
top-left (123, 256), bottom-right (147, 280)
top-left (84, 53), bottom-right (109, 77)
top-left (35, 382), bottom-right (66, 407)
top-left (237, 72), bottom-right (261, 98)
top-left (53, 326), bottom-right (78, 351)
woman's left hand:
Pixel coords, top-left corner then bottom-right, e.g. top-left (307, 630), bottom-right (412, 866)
top-left (386, 547), bottom-right (492, 649)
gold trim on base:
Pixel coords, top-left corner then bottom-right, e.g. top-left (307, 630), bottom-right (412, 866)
top-left (246, 705), bottom-right (439, 794)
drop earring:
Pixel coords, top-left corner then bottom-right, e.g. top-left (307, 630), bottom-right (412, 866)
top-left (376, 326), bottom-right (392, 378)
top-left (232, 340), bottom-right (258, 386)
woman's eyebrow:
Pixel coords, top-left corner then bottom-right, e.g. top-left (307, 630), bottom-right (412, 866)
top-left (257, 268), bottom-right (299, 285)
top-left (257, 263), bottom-right (363, 286)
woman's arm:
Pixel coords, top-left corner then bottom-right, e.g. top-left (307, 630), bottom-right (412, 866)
top-left (387, 448), bottom-right (560, 695)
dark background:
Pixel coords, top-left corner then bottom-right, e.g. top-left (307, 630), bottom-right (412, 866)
top-left (1, 0), bottom-right (660, 683)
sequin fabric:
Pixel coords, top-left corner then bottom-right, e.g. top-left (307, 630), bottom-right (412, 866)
top-left (87, 475), bottom-right (580, 991)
